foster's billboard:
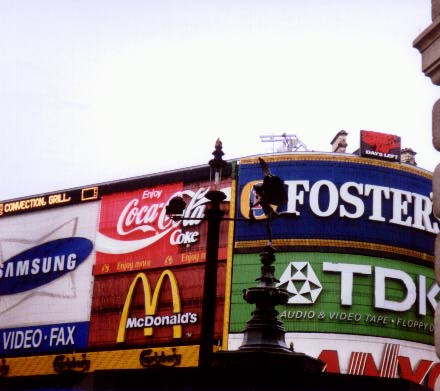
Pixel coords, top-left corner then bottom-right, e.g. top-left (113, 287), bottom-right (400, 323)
top-left (235, 154), bottom-right (436, 261)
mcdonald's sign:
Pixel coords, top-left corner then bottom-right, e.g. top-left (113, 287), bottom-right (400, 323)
top-left (89, 262), bottom-right (225, 349)
top-left (116, 270), bottom-right (198, 344)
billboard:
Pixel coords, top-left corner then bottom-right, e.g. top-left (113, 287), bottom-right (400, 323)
top-left (235, 154), bottom-right (436, 261)
top-left (2, 345), bottom-right (200, 377)
top-left (231, 153), bottom-right (438, 388)
top-left (227, 331), bottom-right (440, 389)
top-left (0, 165), bottom-right (235, 378)
top-left (90, 178), bottom-right (232, 350)
top-left (0, 187), bottom-right (99, 218)
top-left (230, 252), bottom-right (438, 344)
top-left (94, 180), bottom-right (231, 274)
top-left (0, 203), bottom-right (99, 356)
top-left (88, 263), bottom-right (226, 349)
top-left (228, 251), bottom-right (440, 388)
top-left (360, 130), bottom-right (401, 162)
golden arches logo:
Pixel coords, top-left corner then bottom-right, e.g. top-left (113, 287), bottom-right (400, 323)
top-left (117, 270), bottom-right (182, 343)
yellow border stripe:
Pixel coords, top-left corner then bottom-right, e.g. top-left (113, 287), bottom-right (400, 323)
top-left (235, 239), bottom-right (433, 263)
top-left (239, 153), bottom-right (432, 179)
top-left (3, 345), bottom-right (200, 377)
top-left (222, 178), bottom-right (236, 351)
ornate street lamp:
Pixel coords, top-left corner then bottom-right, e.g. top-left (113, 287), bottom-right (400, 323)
top-left (166, 139), bottom-right (227, 369)
top-left (166, 142), bottom-right (323, 372)
top-left (198, 139), bottom-right (227, 369)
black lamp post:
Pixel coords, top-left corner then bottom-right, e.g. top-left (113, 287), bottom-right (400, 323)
top-left (166, 139), bottom-right (227, 369)
top-left (199, 139), bottom-right (227, 369)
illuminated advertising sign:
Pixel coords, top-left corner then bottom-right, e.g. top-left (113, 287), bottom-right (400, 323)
top-left (94, 180), bottom-right (231, 275)
top-left (360, 130), bottom-right (401, 162)
top-left (0, 187), bottom-right (99, 218)
top-left (88, 263), bottom-right (226, 349)
top-left (116, 269), bottom-right (189, 343)
top-left (0, 323), bottom-right (89, 356)
top-left (227, 333), bottom-right (440, 389)
top-left (0, 203), bottom-right (98, 356)
top-left (230, 252), bottom-right (439, 344)
top-left (2, 346), bottom-right (199, 377)
top-left (235, 154), bottom-right (436, 261)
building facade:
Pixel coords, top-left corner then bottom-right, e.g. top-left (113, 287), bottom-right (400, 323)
top-left (0, 131), bottom-right (437, 389)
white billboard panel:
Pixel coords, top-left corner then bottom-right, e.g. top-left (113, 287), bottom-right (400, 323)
top-left (0, 202), bottom-right (99, 355)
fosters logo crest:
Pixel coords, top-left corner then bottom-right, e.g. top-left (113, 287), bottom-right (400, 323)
top-left (117, 269), bottom-right (198, 343)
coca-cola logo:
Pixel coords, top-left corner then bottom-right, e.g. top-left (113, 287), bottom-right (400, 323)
top-left (117, 188), bottom-right (209, 236)
top-left (117, 197), bottom-right (174, 236)
top-left (96, 187), bottom-right (211, 255)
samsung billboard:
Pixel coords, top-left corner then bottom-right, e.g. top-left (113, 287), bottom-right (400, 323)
top-left (0, 203), bottom-right (98, 356)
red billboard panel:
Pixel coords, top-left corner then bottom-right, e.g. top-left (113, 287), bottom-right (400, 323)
top-left (94, 180), bottom-right (230, 275)
top-left (88, 263), bottom-right (226, 349)
top-left (360, 130), bottom-right (401, 162)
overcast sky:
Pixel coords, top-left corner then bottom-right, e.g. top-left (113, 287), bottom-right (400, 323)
top-left (1, 1), bottom-right (439, 201)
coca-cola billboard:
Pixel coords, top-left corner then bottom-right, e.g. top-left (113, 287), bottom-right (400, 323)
top-left (94, 180), bottom-right (231, 275)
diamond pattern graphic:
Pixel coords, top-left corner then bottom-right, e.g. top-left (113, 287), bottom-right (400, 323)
top-left (277, 261), bottom-right (322, 304)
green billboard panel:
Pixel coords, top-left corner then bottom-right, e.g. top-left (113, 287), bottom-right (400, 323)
top-left (230, 252), bottom-right (438, 345)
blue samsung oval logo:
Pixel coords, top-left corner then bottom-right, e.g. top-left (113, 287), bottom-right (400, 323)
top-left (0, 237), bottom-right (93, 295)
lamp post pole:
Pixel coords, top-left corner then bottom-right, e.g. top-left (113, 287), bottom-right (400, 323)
top-left (165, 139), bottom-right (227, 369)
top-left (198, 189), bottom-right (226, 369)
top-left (198, 138), bottom-right (227, 369)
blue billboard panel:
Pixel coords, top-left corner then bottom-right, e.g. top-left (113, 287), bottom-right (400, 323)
top-left (235, 154), bottom-right (436, 261)
top-left (0, 322), bottom-right (89, 356)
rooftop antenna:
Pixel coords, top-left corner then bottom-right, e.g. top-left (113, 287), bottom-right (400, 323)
top-left (260, 133), bottom-right (307, 153)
